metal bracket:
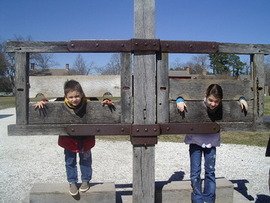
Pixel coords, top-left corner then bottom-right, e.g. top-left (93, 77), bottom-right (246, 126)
top-left (65, 122), bottom-right (220, 146)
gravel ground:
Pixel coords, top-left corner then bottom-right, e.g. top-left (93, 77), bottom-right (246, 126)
top-left (0, 108), bottom-right (269, 202)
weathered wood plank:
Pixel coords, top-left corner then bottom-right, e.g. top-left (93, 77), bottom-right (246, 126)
top-left (251, 54), bottom-right (265, 122)
top-left (169, 79), bottom-right (253, 101)
top-left (157, 53), bottom-right (169, 123)
top-left (121, 53), bottom-right (133, 123)
top-left (219, 43), bottom-right (270, 54)
top-left (169, 101), bottom-right (253, 122)
top-left (6, 41), bottom-right (69, 53)
top-left (133, 0), bottom-right (155, 203)
top-left (6, 41), bottom-right (270, 54)
top-left (28, 101), bottom-right (121, 124)
top-left (15, 52), bottom-right (29, 125)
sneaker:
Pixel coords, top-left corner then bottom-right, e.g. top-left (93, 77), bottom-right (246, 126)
top-left (79, 181), bottom-right (90, 192)
top-left (69, 183), bottom-right (78, 196)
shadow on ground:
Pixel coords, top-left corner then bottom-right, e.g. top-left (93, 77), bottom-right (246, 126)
top-left (0, 114), bottom-right (13, 119)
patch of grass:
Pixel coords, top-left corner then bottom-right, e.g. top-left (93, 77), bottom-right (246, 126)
top-left (0, 96), bottom-right (15, 110)
top-left (265, 96), bottom-right (270, 115)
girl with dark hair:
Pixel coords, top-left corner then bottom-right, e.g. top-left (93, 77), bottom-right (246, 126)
top-left (176, 84), bottom-right (247, 203)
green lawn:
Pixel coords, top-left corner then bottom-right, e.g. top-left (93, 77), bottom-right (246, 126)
top-left (1, 96), bottom-right (269, 147)
top-left (0, 96), bottom-right (15, 110)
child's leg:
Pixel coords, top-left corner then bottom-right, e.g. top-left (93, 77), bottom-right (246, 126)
top-left (64, 149), bottom-right (78, 183)
top-left (79, 150), bottom-right (92, 182)
top-left (203, 147), bottom-right (216, 203)
top-left (189, 144), bottom-right (203, 203)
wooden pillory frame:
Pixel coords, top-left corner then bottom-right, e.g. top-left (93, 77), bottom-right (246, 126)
top-left (6, 0), bottom-right (270, 202)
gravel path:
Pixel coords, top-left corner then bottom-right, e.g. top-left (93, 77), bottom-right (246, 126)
top-left (0, 108), bottom-right (269, 202)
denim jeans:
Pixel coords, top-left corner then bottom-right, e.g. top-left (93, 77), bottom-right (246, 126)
top-left (64, 149), bottom-right (92, 183)
top-left (189, 144), bottom-right (216, 203)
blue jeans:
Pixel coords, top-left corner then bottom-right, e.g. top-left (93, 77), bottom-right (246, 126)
top-left (64, 149), bottom-right (92, 183)
top-left (189, 144), bottom-right (216, 203)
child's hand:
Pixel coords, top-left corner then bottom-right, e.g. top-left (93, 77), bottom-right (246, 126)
top-left (33, 99), bottom-right (48, 117)
top-left (176, 101), bottom-right (187, 119)
top-left (34, 100), bottom-right (47, 109)
top-left (102, 98), bottom-right (114, 106)
top-left (102, 98), bottom-right (116, 112)
top-left (176, 102), bottom-right (187, 112)
top-left (239, 97), bottom-right (248, 116)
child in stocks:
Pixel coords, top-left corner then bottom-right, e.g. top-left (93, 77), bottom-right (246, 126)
top-left (176, 84), bottom-right (248, 203)
top-left (35, 79), bottom-right (95, 196)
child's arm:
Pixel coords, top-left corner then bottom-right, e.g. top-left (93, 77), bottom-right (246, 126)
top-left (239, 96), bottom-right (248, 116)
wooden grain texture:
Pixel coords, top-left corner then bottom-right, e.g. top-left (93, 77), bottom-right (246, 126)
top-left (15, 52), bottom-right (29, 125)
top-left (120, 53), bottom-right (133, 123)
top-left (170, 79), bottom-right (253, 101)
top-left (29, 102), bottom-right (121, 124)
top-left (169, 101), bottom-right (253, 122)
top-left (133, 1), bottom-right (155, 203)
top-left (157, 53), bottom-right (169, 123)
top-left (6, 41), bottom-right (270, 54)
top-left (251, 54), bottom-right (265, 123)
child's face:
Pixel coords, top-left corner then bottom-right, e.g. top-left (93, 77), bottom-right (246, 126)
top-left (206, 95), bottom-right (221, 110)
top-left (65, 90), bottom-right (83, 106)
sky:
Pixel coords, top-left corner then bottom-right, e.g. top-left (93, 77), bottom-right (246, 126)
top-left (1, 0), bottom-right (270, 68)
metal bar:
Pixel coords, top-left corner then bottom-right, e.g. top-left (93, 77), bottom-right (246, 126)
top-left (6, 40), bottom-right (270, 54)
top-left (68, 40), bottom-right (131, 52)
top-left (65, 123), bottom-right (220, 136)
top-left (160, 122), bottom-right (220, 134)
top-left (65, 124), bottom-right (131, 136)
top-left (160, 40), bottom-right (219, 53)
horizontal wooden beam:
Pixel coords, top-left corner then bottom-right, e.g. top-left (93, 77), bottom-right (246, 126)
top-left (6, 39), bottom-right (270, 54)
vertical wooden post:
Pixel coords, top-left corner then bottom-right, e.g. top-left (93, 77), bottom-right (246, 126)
top-left (121, 53), bottom-right (133, 123)
top-left (133, 0), bottom-right (156, 202)
top-left (15, 52), bottom-right (29, 125)
top-left (157, 53), bottom-right (169, 123)
top-left (251, 54), bottom-right (265, 124)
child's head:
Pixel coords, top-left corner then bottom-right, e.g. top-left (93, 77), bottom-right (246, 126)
top-left (64, 80), bottom-right (85, 107)
top-left (205, 84), bottom-right (223, 110)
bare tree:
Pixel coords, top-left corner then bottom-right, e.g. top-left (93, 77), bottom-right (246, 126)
top-left (31, 53), bottom-right (58, 70)
top-left (70, 54), bottom-right (91, 75)
top-left (100, 53), bottom-right (121, 75)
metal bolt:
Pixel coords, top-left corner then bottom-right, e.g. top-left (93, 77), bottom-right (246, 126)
top-left (95, 43), bottom-right (99, 47)
top-left (136, 129), bottom-right (139, 132)
top-left (189, 44), bottom-right (193, 48)
top-left (153, 128), bottom-right (157, 132)
top-left (166, 126), bottom-right (170, 131)
top-left (71, 43), bottom-right (75, 47)
top-left (121, 128), bottom-right (124, 132)
top-left (144, 128), bottom-right (148, 132)
top-left (96, 128), bottom-right (100, 132)
top-left (71, 128), bottom-right (75, 132)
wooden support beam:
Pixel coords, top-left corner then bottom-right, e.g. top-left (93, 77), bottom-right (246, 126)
top-left (251, 54), bottom-right (265, 124)
top-left (133, 0), bottom-right (155, 203)
top-left (15, 52), bottom-right (29, 125)
top-left (6, 41), bottom-right (270, 54)
top-left (120, 53), bottom-right (133, 123)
